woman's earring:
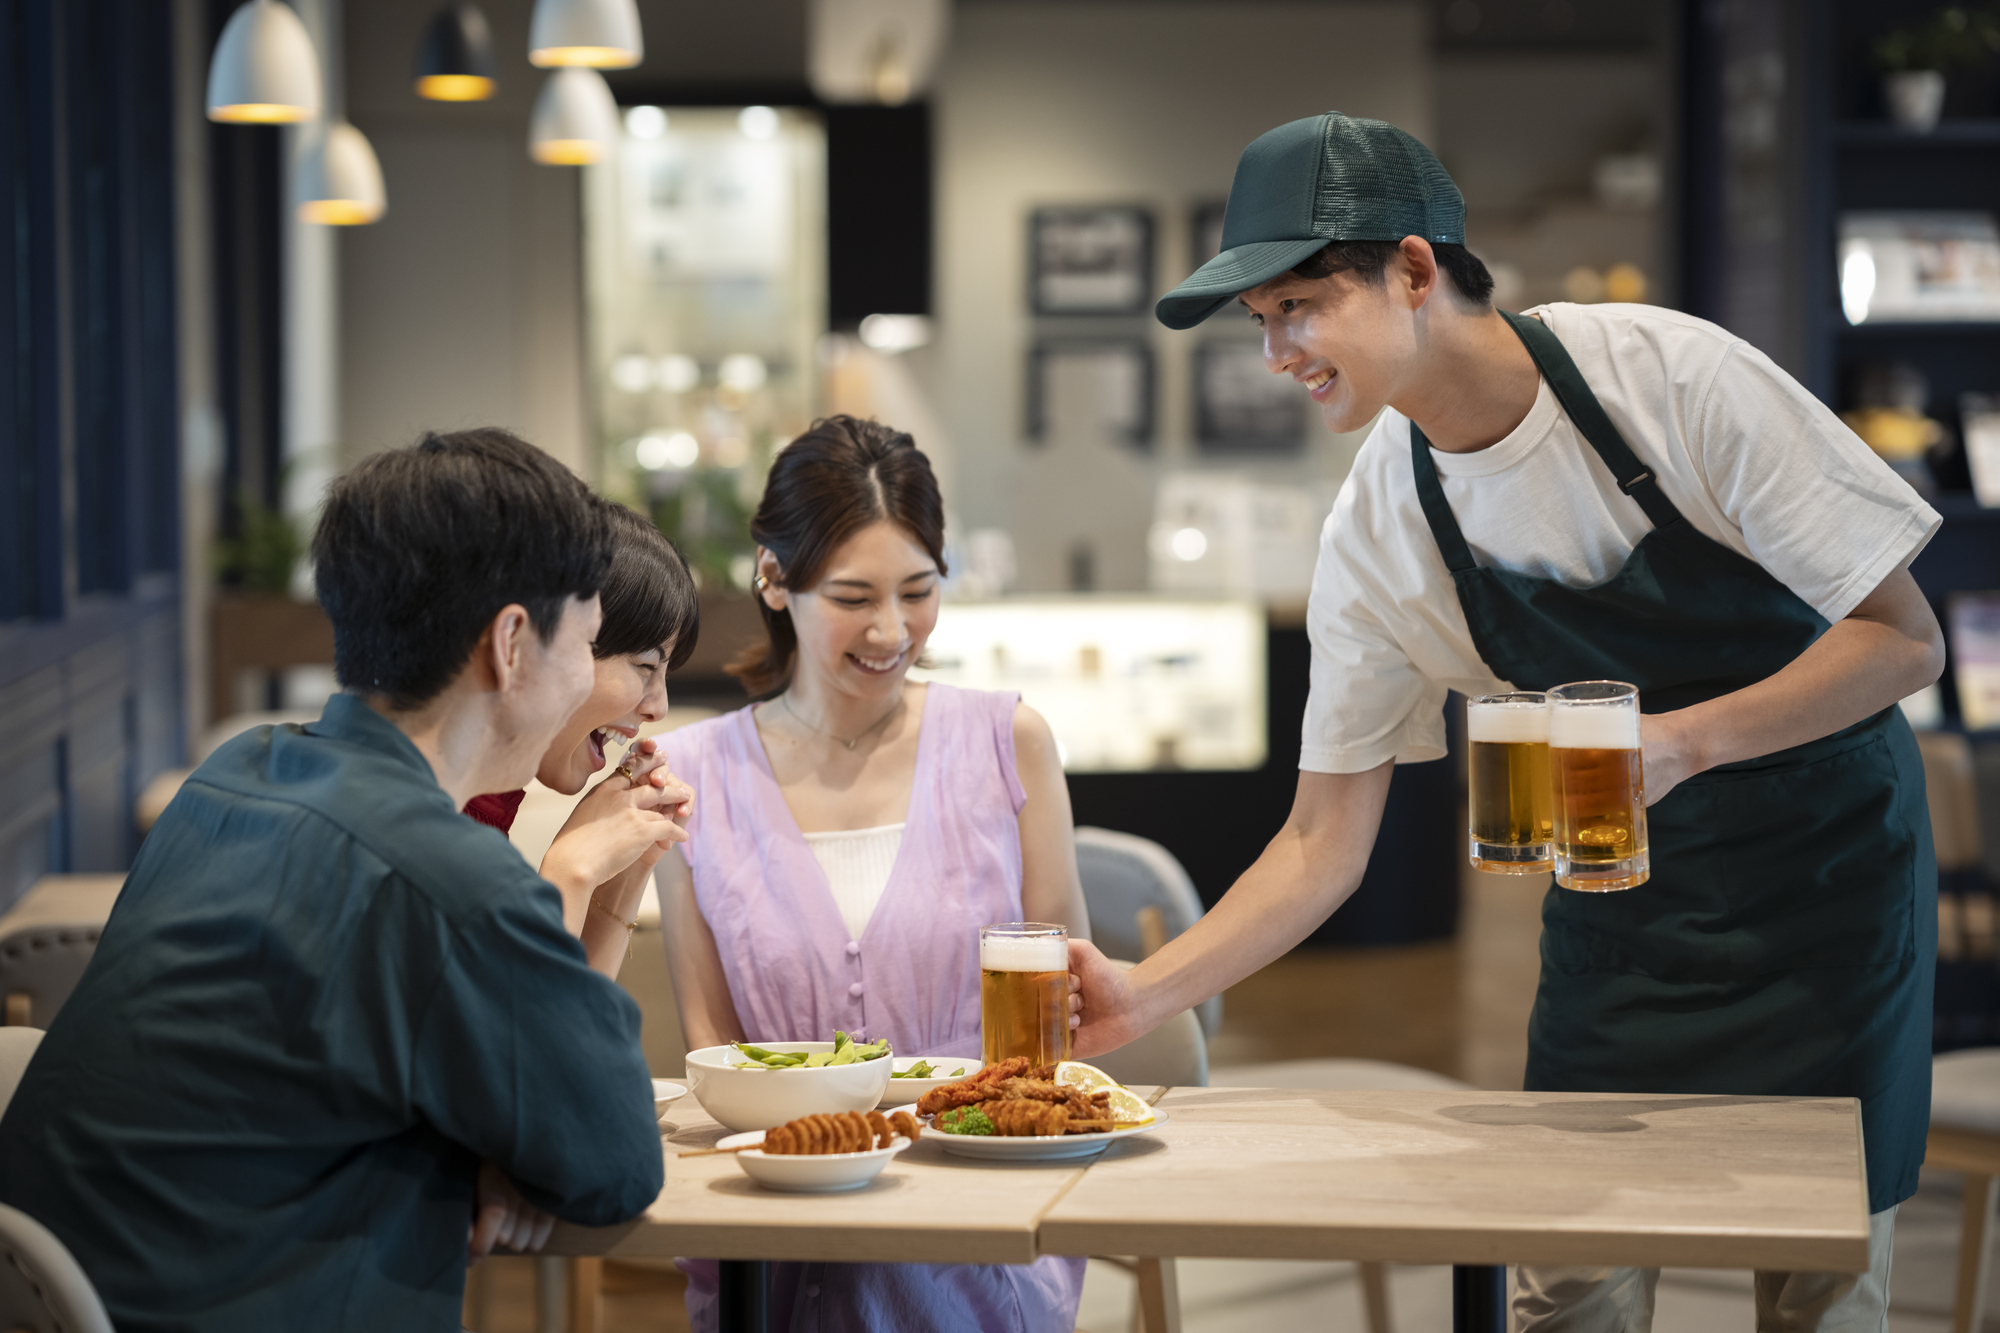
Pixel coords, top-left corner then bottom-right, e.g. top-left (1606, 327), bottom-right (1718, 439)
top-left (753, 575), bottom-right (769, 592)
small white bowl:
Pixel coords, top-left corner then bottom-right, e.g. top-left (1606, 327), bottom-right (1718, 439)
top-left (719, 1130), bottom-right (910, 1193)
top-left (876, 1056), bottom-right (978, 1109)
top-left (653, 1079), bottom-right (689, 1122)
top-left (685, 1042), bottom-right (896, 1132)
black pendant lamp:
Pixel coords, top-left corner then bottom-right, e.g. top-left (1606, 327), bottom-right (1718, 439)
top-left (414, 2), bottom-right (497, 102)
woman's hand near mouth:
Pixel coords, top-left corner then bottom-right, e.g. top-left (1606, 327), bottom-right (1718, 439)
top-left (540, 752), bottom-right (694, 948)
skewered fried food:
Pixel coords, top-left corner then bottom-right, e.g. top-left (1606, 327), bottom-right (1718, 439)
top-left (756, 1109), bottom-right (921, 1155)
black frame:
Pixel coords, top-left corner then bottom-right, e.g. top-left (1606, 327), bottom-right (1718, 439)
top-left (1192, 341), bottom-right (1307, 455)
top-left (1024, 338), bottom-right (1156, 451)
top-left (1190, 199), bottom-right (1228, 272)
top-left (1027, 205), bottom-right (1155, 317)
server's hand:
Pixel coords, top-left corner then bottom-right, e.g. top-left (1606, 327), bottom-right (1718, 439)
top-left (1638, 712), bottom-right (1700, 806)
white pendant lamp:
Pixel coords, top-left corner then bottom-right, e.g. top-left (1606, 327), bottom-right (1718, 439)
top-left (296, 122), bottom-right (386, 225)
top-left (528, 0), bottom-right (642, 69)
top-left (528, 67), bottom-right (619, 165)
top-left (207, 0), bottom-right (322, 123)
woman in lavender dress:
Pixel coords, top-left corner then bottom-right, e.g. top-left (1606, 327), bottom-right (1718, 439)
top-left (658, 416), bottom-right (1092, 1332)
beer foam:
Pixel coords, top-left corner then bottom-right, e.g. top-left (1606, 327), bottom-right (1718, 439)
top-left (1467, 702), bottom-right (1548, 744)
top-left (980, 933), bottom-right (1068, 972)
top-left (1548, 705), bottom-right (1640, 750)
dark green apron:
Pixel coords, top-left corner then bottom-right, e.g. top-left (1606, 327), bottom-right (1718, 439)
top-left (1412, 312), bottom-right (1934, 1213)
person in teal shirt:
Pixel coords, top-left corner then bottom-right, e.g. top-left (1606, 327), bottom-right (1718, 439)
top-left (0, 429), bottom-right (691, 1331)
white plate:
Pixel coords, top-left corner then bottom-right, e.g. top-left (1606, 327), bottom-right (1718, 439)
top-left (876, 1056), bottom-right (979, 1108)
top-left (887, 1102), bottom-right (1171, 1162)
top-left (652, 1079), bottom-right (689, 1121)
top-left (717, 1130), bottom-right (912, 1192)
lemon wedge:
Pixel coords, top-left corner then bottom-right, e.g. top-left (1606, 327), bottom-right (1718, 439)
top-left (1054, 1061), bottom-right (1153, 1125)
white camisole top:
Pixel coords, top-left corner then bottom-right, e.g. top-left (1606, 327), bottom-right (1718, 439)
top-left (800, 823), bottom-right (906, 941)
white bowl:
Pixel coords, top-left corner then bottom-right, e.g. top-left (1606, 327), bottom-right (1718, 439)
top-left (685, 1042), bottom-right (897, 1132)
top-left (652, 1079), bottom-right (689, 1122)
top-left (719, 1130), bottom-right (911, 1193)
top-left (876, 1056), bottom-right (978, 1108)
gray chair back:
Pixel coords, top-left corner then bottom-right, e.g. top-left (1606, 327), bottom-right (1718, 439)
top-left (1087, 960), bottom-right (1208, 1089)
top-left (0, 1205), bottom-right (112, 1333)
top-left (0, 878), bottom-right (124, 1030)
top-left (1075, 828), bottom-right (1221, 1036)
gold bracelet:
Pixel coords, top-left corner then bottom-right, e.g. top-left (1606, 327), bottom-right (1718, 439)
top-left (589, 897), bottom-right (639, 932)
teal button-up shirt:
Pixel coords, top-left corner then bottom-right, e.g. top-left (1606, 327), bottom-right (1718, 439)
top-left (0, 695), bottom-right (662, 1331)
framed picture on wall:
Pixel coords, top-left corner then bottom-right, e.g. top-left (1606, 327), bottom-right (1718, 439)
top-left (1194, 342), bottom-right (1305, 454)
top-left (1028, 207), bottom-right (1154, 316)
top-left (1191, 200), bottom-right (1228, 270)
top-left (1025, 339), bottom-right (1155, 450)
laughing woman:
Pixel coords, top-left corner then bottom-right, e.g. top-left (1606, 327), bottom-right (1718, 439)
top-left (466, 502), bottom-right (700, 977)
top-left (659, 416), bottom-right (1092, 1332)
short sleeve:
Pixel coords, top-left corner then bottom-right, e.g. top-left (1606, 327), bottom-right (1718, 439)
top-left (412, 888), bottom-right (663, 1226)
top-left (1691, 340), bottom-right (1940, 623)
top-left (1300, 476), bottom-right (1449, 773)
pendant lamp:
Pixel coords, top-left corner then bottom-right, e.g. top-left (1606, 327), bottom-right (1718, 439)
top-left (413, 3), bottom-right (496, 101)
top-left (207, 0), bottom-right (322, 123)
top-left (807, 0), bottom-right (948, 105)
top-left (296, 121), bottom-right (386, 224)
top-left (528, 0), bottom-right (642, 69)
top-left (528, 67), bottom-right (619, 165)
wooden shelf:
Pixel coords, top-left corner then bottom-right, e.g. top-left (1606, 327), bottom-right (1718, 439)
top-left (1836, 119), bottom-right (2000, 145)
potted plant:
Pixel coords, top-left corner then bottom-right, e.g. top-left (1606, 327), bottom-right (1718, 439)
top-left (1874, 6), bottom-right (2000, 131)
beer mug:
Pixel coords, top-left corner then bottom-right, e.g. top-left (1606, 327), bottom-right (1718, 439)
top-left (1466, 692), bottom-right (1553, 874)
top-left (1548, 681), bottom-right (1649, 891)
top-left (979, 923), bottom-right (1071, 1066)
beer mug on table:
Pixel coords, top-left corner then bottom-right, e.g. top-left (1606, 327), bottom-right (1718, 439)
top-left (1467, 691), bottom-right (1553, 874)
top-left (980, 923), bottom-right (1071, 1067)
top-left (1548, 681), bottom-right (1649, 891)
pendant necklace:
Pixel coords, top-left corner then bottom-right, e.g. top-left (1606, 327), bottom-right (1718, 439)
top-left (780, 689), bottom-right (905, 751)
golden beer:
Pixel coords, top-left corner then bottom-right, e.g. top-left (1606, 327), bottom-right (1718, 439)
top-left (1467, 692), bottom-right (1553, 874)
top-left (1548, 682), bottom-right (1649, 891)
top-left (979, 924), bottom-right (1071, 1066)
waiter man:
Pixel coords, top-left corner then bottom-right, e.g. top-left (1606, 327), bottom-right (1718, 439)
top-left (1072, 112), bottom-right (1942, 1330)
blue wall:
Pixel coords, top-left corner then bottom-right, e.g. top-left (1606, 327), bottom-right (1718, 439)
top-left (0, 0), bottom-right (186, 906)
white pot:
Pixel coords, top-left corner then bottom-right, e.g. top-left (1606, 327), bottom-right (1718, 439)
top-left (1885, 70), bottom-right (1946, 132)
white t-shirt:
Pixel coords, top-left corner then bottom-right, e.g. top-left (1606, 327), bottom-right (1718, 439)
top-left (1299, 302), bottom-right (1941, 774)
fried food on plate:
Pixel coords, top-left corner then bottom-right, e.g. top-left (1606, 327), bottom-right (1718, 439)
top-left (919, 1061), bottom-right (1136, 1134)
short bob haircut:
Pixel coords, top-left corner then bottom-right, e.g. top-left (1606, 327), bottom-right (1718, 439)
top-left (727, 416), bottom-right (946, 698)
top-left (595, 503), bottom-right (701, 672)
top-left (313, 428), bottom-right (614, 711)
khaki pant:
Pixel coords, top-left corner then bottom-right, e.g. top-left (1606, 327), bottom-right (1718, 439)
top-left (1515, 1207), bottom-right (1896, 1333)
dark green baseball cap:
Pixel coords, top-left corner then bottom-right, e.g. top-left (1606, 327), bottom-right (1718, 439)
top-left (1156, 111), bottom-right (1465, 330)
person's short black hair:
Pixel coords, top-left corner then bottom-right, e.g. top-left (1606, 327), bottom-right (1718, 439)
top-left (312, 428), bottom-right (615, 710)
top-left (594, 504), bottom-right (701, 672)
top-left (1291, 239), bottom-right (1496, 306)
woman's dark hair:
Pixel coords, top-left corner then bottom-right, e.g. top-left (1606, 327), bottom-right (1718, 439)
top-left (594, 503), bottom-right (701, 671)
top-left (1292, 239), bottom-right (1496, 306)
top-left (312, 427), bottom-right (614, 711)
top-left (726, 415), bottom-right (946, 697)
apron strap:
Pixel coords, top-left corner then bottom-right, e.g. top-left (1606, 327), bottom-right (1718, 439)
top-left (1409, 422), bottom-right (1477, 573)
top-left (1500, 310), bottom-right (1685, 532)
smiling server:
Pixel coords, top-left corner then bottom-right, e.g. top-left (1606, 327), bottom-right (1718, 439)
top-left (1074, 112), bottom-right (1944, 1332)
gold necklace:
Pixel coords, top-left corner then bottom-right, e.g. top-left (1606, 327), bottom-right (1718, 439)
top-left (779, 690), bottom-right (904, 751)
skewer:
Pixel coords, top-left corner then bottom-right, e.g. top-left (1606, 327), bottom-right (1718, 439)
top-left (678, 1142), bottom-right (763, 1157)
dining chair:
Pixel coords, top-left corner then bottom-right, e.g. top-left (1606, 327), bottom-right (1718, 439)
top-left (1076, 828), bottom-right (1221, 1037)
top-left (1204, 1057), bottom-right (1477, 1333)
top-left (0, 1205), bottom-right (112, 1333)
top-left (0, 877), bottom-right (124, 1029)
top-left (1928, 1047), bottom-right (2000, 1333)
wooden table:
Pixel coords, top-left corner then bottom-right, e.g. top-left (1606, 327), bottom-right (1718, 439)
top-left (552, 1084), bottom-right (1871, 1333)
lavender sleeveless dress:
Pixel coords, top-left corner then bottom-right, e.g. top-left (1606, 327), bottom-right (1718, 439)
top-left (663, 683), bottom-right (1087, 1333)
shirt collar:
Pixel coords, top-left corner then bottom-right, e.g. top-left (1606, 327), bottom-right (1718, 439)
top-left (306, 693), bottom-right (440, 783)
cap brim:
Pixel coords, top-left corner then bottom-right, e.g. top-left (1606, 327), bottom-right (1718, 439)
top-left (1154, 237), bottom-right (1333, 330)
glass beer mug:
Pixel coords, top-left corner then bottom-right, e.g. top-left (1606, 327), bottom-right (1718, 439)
top-left (979, 923), bottom-right (1071, 1066)
top-left (1466, 691), bottom-right (1553, 874)
top-left (1548, 681), bottom-right (1649, 891)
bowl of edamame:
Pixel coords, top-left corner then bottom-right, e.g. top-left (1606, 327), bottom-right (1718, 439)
top-left (685, 1033), bottom-right (898, 1131)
